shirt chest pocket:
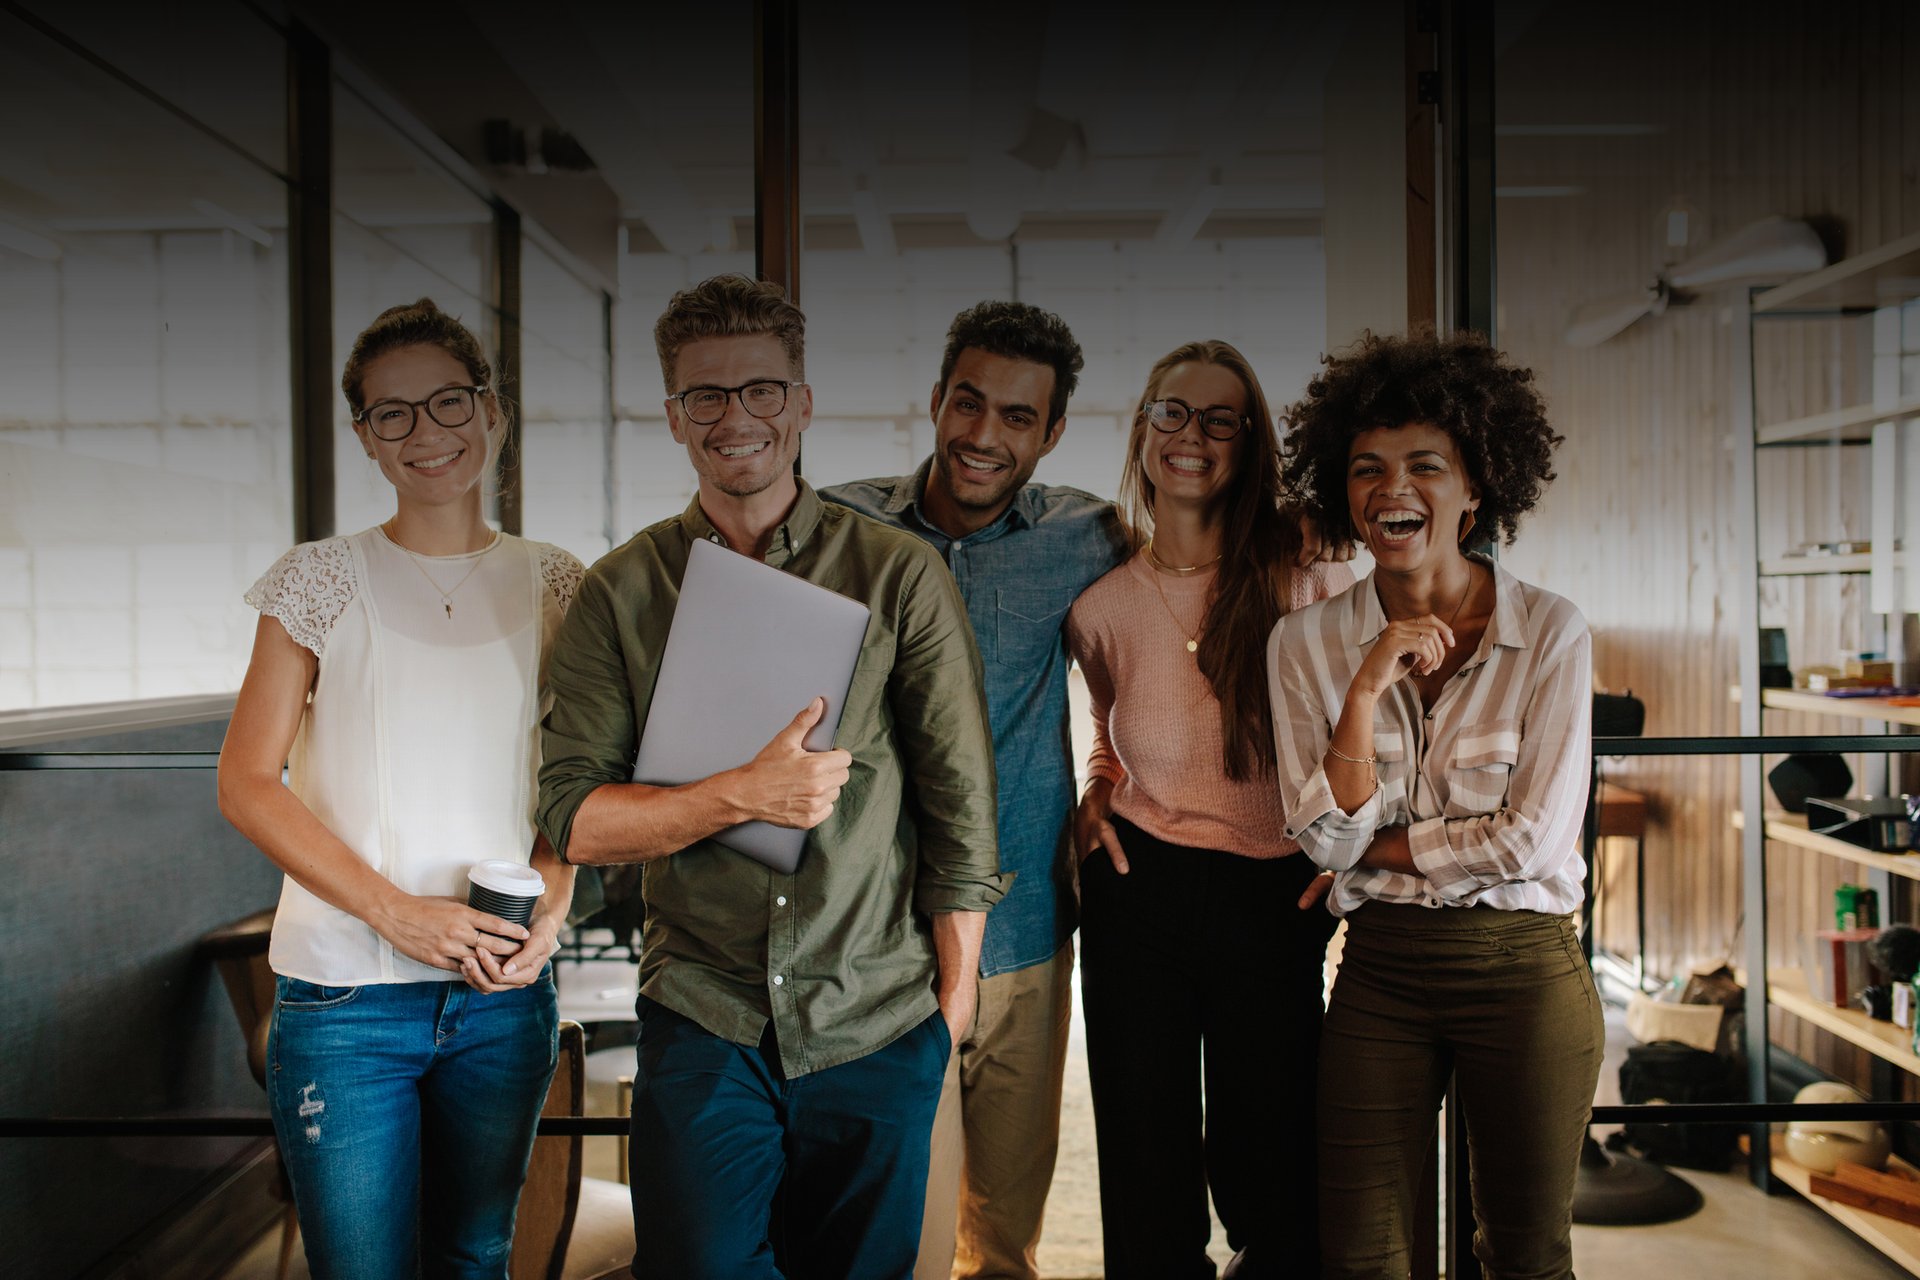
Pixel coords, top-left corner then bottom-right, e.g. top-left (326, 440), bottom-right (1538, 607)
top-left (1444, 719), bottom-right (1521, 816)
top-left (992, 588), bottom-right (1071, 672)
top-left (1372, 725), bottom-right (1409, 812)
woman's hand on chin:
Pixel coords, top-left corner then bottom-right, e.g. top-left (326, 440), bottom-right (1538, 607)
top-left (1351, 615), bottom-right (1455, 699)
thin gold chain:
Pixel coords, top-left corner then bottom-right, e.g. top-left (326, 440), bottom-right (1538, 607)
top-left (1144, 539), bottom-right (1223, 576)
top-left (1146, 557), bottom-right (1206, 654)
top-left (386, 524), bottom-right (499, 619)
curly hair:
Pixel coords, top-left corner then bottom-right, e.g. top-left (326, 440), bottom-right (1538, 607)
top-left (937, 300), bottom-right (1084, 429)
top-left (1279, 329), bottom-right (1561, 548)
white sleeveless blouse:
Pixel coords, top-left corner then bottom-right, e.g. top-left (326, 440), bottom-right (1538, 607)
top-left (246, 527), bottom-right (584, 985)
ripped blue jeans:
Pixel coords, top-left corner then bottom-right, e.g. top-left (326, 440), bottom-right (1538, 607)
top-left (267, 971), bottom-right (558, 1280)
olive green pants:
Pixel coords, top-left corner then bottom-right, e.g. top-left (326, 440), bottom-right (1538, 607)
top-left (1318, 902), bottom-right (1603, 1280)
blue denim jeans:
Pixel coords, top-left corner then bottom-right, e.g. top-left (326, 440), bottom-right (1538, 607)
top-left (628, 997), bottom-right (950, 1279)
top-left (267, 970), bottom-right (559, 1280)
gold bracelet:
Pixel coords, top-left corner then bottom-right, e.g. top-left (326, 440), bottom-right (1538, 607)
top-left (1327, 744), bottom-right (1378, 766)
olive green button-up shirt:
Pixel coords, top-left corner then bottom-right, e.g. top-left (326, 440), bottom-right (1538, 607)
top-left (537, 481), bottom-right (1007, 1076)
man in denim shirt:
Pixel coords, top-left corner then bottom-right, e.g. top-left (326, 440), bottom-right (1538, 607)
top-left (825, 302), bottom-right (1128, 1280)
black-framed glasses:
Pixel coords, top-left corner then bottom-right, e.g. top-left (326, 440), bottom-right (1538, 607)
top-left (356, 385), bottom-right (488, 441)
top-left (1143, 397), bottom-right (1249, 441)
top-left (667, 379), bottom-right (800, 426)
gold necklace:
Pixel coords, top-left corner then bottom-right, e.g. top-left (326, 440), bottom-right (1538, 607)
top-left (1146, 557), bottom-right (1207, 654)
top-left (386, 523), bottom-right (499, 619)
top-left (1389, 562), bottom-right (1477, 634)
top-left (1144, 539), bottom-right (1223, 576)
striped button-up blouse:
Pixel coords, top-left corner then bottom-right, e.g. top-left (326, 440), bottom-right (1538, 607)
top-left (1265, 555), bottom-right (1592, 917)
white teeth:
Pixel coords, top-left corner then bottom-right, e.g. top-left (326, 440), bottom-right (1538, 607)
top-left (1375, 513), bottom-right (1425, 544)
top-left (1164, 456), bottom-right (1209, 474)
top-left (958, 455), bottom-right (1002, 472)
top-left (717, 441), bottom-right (769, 458)
top-left (409, 451), bottom-right (461, 469)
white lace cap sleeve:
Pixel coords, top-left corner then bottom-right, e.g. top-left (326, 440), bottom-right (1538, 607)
top-left (244, 538), bottom-right (357, 658)
top-left (535, 542), bottom-right (586, 614)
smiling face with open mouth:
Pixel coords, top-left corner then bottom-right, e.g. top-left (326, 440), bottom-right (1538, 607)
top-left (926, 347), bottom-right (1061, 531)
top-left (667, 334), bottom-right (812, 503)
top-left (1139, 361), bottom-right (1245, 515)
top-left (355, 345), bottom-right (496, 506)
top-left (1346, 422), bottom-right (1481, 570)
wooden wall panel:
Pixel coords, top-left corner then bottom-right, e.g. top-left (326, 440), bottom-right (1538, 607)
top-left (1490, 1), bottom-right (1918, 1082)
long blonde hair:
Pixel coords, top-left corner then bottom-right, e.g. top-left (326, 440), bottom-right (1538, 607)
top-left (1117, 340), bottom-right (1299, 781)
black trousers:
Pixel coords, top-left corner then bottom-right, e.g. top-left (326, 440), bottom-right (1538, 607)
top-left (1080, 815), bottom-right (1338, 1280)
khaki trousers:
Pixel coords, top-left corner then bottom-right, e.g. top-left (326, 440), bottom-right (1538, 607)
top-left (1318, 902), bottom-right (1604, 1280)
top-left (914, 941), bottom-right (1074, 1280)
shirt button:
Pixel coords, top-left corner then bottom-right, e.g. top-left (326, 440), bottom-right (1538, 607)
top-left (773, 975), bottom-right (785, 986)
top-left (776, 895), bottom-right (788, 907)
top-left (708, 533), bottom-right (723, 544)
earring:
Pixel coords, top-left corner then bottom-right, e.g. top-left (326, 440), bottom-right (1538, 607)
top-left (1459, 510), bottom-right (1477, 544)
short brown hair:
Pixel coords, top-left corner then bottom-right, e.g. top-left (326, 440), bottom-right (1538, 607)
top-left (341, 298), bottom-right (503, 424)
top-left (653, 274), bottom-right (806, 391)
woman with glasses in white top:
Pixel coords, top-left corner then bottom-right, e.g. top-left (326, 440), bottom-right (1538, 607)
top-left (1268, 330), bottom-right (1600, 1280)
top-left (218, 299), bottom-right (582, 1280)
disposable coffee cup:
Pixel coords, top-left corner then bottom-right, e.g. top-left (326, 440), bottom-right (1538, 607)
top-left (467, 860), bottom-right (545, 931)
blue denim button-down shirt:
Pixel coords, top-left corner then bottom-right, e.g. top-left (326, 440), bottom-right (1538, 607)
top-left (824, 461), bottom-right (1130, 977)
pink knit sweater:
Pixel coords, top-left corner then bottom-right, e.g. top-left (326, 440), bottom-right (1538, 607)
top-left (1066, 554), bottom-right (1352, 858)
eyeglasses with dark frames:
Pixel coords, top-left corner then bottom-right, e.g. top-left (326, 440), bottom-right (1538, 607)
top-left (356, 385), bottom-right (489, 441)
top-left (667, 379), bottom-right (802, 427)
top-left (1143, 397), bottom-right (1249, 441)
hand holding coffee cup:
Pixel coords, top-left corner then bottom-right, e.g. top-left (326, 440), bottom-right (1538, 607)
top-left (467, 860), bottom-right (547, 939)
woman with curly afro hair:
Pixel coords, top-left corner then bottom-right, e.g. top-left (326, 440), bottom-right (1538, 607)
top-left (1266, 330), bottom-right (1601, 1280)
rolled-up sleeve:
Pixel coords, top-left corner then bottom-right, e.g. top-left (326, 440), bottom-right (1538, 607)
top-left (537, 571), bottom-right (638, 861)
top-left (1407, 626), bottom-right (1593, 901)
top-left (1267, 614), bottom-right (1384, 871)
top-left (890, 550), bottom-right (1009, 915)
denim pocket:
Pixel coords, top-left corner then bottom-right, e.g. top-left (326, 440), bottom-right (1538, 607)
top-left (993, 588), bottom-right (1071, 671)
top-left (276, 976), bottom-right (361, 1011)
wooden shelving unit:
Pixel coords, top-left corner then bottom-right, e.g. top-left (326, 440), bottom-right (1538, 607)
top-left (1760, 689), bottom-right (1920, 727)
top-left (1757, 395), bottom-right (1920, 445)
top-left (1734, 232), bottom-right (1920, 1276)
top-left (1770, 1138), bottom-right (1920, 1276)
top-left (1754, 229), bottom-right (1920, 313)
top-left (1734, 809), bottom-right (1920, 883)
top-left (1770, 968), bottom-right (1920, 1072)
top-left (1762, 553), bottom-right (1879, 577)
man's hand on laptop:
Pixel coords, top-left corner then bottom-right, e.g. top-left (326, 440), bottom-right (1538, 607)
top-left (734, 697), bottom-right (853, 829)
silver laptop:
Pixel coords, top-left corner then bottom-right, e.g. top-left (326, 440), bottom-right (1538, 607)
top-left (632, 536), bottom-right (872, 873)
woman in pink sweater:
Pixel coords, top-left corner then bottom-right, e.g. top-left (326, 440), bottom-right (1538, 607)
top-left (1066, 340), bottom-right (1350, 1280)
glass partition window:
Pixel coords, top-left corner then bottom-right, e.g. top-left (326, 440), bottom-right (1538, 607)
top-left (0, 9), bottom-right (291, 710)
top-left (331, 82), bottom-right (499, 538)
top-left (794, 0), bottom-right (1339, 502)
top-left (520, 239), bottom-right (614, 563)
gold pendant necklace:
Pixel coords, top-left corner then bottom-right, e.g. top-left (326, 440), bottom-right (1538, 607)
top-left (1146, 555), bottom-right (1206, 654)
top-left (387, 523), bottom-right (498, 618)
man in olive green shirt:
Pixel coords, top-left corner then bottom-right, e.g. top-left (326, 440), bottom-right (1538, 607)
top-left (537, 274), bottom-right (1006, 1279)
